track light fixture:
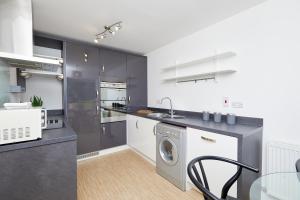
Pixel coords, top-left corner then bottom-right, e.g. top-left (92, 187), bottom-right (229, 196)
top-left (94, 21), bottom-right (122, 43)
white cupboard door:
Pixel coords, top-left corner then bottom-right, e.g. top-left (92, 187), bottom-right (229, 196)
top-left (187, 128), bottom-right (238, 198)
top-left (139, 118), bottom-right (159, 162)
top-left (126, 115), bottom-right (139, 149)
top-left (134, 116), bottom-right (143, 153)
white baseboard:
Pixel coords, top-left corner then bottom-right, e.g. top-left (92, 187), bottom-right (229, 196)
top-left (129, 146), bottom-right (156, 166)
top-left (77, 145), bottom-right (129, 162)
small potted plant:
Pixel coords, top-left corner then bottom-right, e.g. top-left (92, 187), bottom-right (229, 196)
top-left (30, 95), bottom-right (43, 108)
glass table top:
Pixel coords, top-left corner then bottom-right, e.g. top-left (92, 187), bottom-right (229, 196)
top-left (250, 172), bottom-right (300, 200)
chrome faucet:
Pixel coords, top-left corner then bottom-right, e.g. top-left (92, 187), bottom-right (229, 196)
top-left (160, 97), bottom-right (175, 118)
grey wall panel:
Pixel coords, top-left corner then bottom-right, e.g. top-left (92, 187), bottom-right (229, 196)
top-left (34, 35), bottom-right (63, 50)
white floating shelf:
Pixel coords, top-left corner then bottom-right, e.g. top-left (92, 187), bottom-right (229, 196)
top-left (163, 51), bottom-right (236, 70)
top-left (163, 69), bottom-right (237, 82)
top-left (0, 51), bottom-right (63, 68)
top-left (21, 69), bottom-right (63, 80)
top-left (33, 54), bottom-right (63, 64)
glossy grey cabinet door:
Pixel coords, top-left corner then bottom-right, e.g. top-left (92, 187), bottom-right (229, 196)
top-left (99, 48), bottom-right (127, 82)
top-left (127, 54), bottom-right (147, 108)
top-left (100, 121), bottom-right (126, 150)
top-left (65, 42), bottom-right (101, 155)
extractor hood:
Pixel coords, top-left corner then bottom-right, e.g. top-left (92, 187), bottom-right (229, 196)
top-left (0, 51), bottom-right (62, 68)
top-left (0, 0), bottom-right (62, 69)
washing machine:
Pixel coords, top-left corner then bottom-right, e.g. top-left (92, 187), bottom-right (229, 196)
top-left (156, 123), bottom-right (187, 191)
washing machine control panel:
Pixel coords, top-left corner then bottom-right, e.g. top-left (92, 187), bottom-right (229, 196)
top-left (156, 124), bottom-right (185, 139)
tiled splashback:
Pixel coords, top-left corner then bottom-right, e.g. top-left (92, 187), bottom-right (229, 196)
top-left (0, 60), bottom-right (10, 107)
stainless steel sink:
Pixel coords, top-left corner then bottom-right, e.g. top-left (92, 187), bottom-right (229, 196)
top-left (147, 113), bottom-right (185, 119)
top-left (172, 115), bottom-right (185, 119)
top-left (147, 113), bottom-right (170, 118)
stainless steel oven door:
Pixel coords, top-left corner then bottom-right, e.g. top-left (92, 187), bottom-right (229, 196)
top-left (101, 109), bottom-right (126, 123)
top-left (100, 88), bottom-right (126, 101)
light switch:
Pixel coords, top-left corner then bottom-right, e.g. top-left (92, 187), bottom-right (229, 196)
top-left (223, 97), bottom-right (229, 107)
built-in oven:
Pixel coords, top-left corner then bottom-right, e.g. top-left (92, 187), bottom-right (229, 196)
top-left (100, 82), bottom-right (127, 123)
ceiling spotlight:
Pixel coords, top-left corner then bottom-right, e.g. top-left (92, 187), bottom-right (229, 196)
top-left (115, 25), bottom-right (121, 31)
top-left (94, 21), bottom-right (122, 42)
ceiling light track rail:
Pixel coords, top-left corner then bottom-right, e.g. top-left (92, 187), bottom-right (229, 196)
top-left (94, 21), bottom-right (122, 43)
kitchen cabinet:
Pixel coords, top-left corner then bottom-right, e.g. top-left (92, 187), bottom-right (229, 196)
top-left (99, 48), bottom-right (127, 82)
top-left (126, 55), bottom-right (147, 108)
top-left (139, 117), bottom-right (158, 162)
top-left (127, 115), bottom-right (158, 161)
top-left (0, 137), bottom-right (76, 200)
top-left (100, 121), bottom-right (126, 150)
top-left (127, 114), bottom-right (139, 149)
top-left (65, 42), bottom-right (101, 155)
top-left (186, 128), bottom-right (238, 198)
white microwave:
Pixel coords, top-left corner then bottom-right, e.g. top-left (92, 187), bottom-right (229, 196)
top-left (0, 108), bottom-right (47, 145)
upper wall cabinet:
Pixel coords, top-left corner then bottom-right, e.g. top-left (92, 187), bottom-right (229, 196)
top-left (126, 54), bottom-right (147, 108)
top-left (99, 48), bottom-right (127, 82)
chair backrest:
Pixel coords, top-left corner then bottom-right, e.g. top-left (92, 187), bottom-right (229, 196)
top-left (187, 156), bottom-right (259, 200)
top-left (296, 159), bottom-right (300, 172)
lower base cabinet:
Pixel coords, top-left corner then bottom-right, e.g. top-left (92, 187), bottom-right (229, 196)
top-left (127, 115), bottom-right (159, 162)
top-left (186, 128), bottom-right (238, 198)
top-left (100, 121), bottom-right (127, 150)
top-left (0, 140), bottom-right (77, 200)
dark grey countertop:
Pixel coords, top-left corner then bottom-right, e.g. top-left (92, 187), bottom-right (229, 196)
top-left (109, 106), bottom-right (263, 139)
top-left (0, 126), bottom-right (77, 153)
top-left (137, 113), bottom-right (262, 139)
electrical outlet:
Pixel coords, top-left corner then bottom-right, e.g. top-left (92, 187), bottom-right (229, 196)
top-left (223, 97), bottom-right (229, 107)
top-left (232, 102), bottom-right (243, 108)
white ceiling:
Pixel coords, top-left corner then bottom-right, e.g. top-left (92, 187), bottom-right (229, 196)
top-left (32, 0), bottom-right (266, 54)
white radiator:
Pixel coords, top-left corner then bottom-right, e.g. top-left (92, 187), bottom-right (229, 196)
top-left (267, 141), bottom-right (300, 174)
top-left (264, 141), bottom-right (300, 200)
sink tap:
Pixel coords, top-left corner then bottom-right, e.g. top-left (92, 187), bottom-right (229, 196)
top-left (160, 97), bottom-right (175, 118)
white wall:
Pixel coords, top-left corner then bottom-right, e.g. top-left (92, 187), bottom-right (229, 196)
top-left (0, 61), bottom-right (10, 106)
top-left (147, 0), bottom-right (300, 173)
top-left (23, 77), bottom-right (63, 110)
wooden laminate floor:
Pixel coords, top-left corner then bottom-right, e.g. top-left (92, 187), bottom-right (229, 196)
top-left (78, 149), bottom-right (203, 200)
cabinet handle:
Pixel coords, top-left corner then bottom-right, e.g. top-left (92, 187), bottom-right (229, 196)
top-left (153, 125), bottom-right (156, 136)
top-left (128, 96), bottom-right (131, 103)
top-left (84, 52), bottom-right (88, 63)
top-left (96, 105), bottom-right (99, 115)
top-left (136, 120), bottom-right (139, 129)
top-left (102, 126), bottom-right (106, 135)
top-left (201, 136), bottom-right (216, 143)
top-left (102, 65), bottom-right (105, 72)
top-left (96, 89), bottom-right (99, 99)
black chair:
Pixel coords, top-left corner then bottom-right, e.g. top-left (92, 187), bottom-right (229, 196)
top-left (296, 159), bottom-right (300, 172)
top-left (187, 156), bottom-right (259, 200)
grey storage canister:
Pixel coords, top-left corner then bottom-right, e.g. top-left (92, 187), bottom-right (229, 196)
top-left (202, 112), bottom-right (210, 121)
top-left (214, 112), bottom-right (222, 123)
top-left (227, 114), bottom-right (236, 125)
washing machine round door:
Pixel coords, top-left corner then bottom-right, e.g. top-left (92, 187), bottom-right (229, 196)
top-left (159, 137), bottom-right (178, 166)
